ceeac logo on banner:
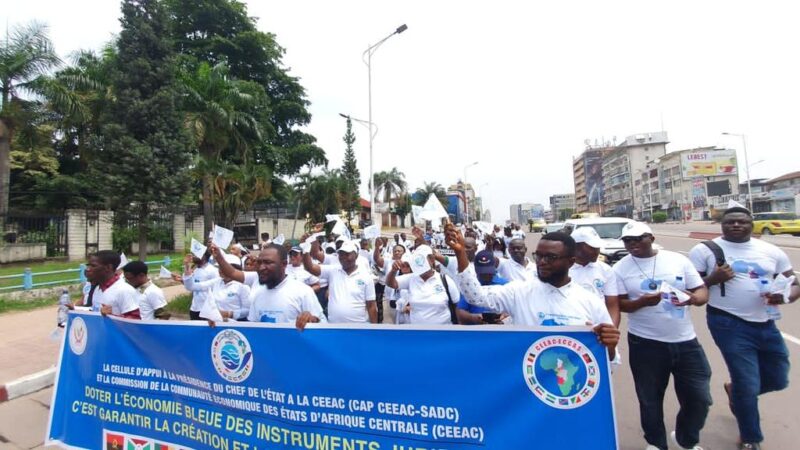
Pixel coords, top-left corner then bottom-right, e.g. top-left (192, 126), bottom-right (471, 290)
top-left (522, 335), bottom-right (600, 410)
top-left (68, 316), bottom-right (88, 356)
top-left (210, 329), bottom-right (253, 383)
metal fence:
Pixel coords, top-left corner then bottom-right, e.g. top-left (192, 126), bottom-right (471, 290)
top-left (0, 257), bottom-right (172, 293)
top-left (113, 209), bottom-right (176, 252)
top-left (2, 211), bottom-right (68, 257)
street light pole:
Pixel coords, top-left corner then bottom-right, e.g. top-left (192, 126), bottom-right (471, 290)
top-left (463, 161), bottom-right (479, 224)
top-left (363, 24), bottom-right (408, 224)
top-left (722, 132), bottom-right (753, 211)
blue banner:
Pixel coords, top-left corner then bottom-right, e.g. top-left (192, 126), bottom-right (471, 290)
top-left (47, 312), bottom-right (618, 449)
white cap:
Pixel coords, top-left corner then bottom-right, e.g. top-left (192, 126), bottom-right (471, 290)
top-left (335, 235), bottom-right (347, 243)
top-left (223, 254), bottom-right (241, 266)
top-left (337, 241), bottom-right (358, 254)
top-left (571, 227), bottom-right (604, 249)
top-left (620, 221), bottom-right (653, 238)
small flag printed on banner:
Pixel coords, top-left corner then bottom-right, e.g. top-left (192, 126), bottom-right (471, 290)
top-left (126, 437), bottom-right (152, 450)
top-left (582, 353), bottom-right (593, 363)
top-left (106, 433), bottom-right (124, 450)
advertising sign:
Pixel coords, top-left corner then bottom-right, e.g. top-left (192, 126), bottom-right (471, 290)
top-left (681, 150), bottom-right (738, 177)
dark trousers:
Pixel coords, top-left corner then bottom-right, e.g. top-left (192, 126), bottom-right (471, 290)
top-left (316, 286), bottom-right (329, 318)
top-left (628, 333), bottom-right (712, 450)
top-left (374, 283), bottom-right (385, 323)
top-left (707, 308), bottom-right (790, 443)
top-left (189, 310), bottom-right (201, 320)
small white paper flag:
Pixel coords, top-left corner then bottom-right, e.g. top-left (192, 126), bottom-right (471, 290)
top-left (299, 242), bottom-right (312, 253)
top-left (325, 214), bottom-right (341, 223)
top-left (159, 266), bottom-right (172, 279)
top-left (117, 253), bottom-right (129, 271)
top-left (305, 232), bottom-right (324, 244)
top-left (363, 224), bottom-right (381, 240)
top-left (273, 234), bottom-right (285, 245)
top-left (727, 199), bottom-right (747, 209)
top-left (190, 238), bottom-right (208, 259)
top-left (212, 224), bottom-right (235, 250)
top-left (199, 295), bottom-right (224, 322)
top-left (410, 252), bottom-right (432, 275)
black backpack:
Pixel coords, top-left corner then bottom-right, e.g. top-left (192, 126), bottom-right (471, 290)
top-left (700, 240), bottom-right (726, 297)
top-left (440, 273), bottom-right (459, 324)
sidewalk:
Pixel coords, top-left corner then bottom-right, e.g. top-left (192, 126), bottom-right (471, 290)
top-left (0, 283), bottom-right (188, 402)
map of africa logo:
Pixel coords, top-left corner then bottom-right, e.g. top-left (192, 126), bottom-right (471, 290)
top-left (522, 335), bottom-right (600, 409)
top-left (211, 329), bottom-right (253, 383)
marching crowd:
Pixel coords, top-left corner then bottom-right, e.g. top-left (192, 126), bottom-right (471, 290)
top-left (67, 206), bottom-right (798, 450)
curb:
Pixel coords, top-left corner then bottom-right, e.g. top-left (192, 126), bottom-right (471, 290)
top-left (0, 367), bottom-right (56, 403)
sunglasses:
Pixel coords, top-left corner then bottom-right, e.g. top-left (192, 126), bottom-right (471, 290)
top-left (621, 236), bottom-right (646, 243)
top-left (532, 252), bottom-right (567, 264)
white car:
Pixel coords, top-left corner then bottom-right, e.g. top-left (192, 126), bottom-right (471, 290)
top-left (562, 217), bottom-right (661, 264)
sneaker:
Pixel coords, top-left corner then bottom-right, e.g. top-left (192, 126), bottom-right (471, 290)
top-left (671, 431), bottom-right (704, 450)
top-left (738, 443), bottom-right (761, 450)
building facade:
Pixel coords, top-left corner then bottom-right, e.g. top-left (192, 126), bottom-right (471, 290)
top-left (549, 193), bottom-right (575, 222)
top-left (573, 147), bottom-right (612, 214)
top-left (604, 132), bottom-right (669, 218)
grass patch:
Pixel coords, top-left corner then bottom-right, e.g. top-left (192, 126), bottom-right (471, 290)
top-left (166, 293), bottom-right (191, 319)
top-left (0, 296), bottom-right (58, 314)
top-left (0, 252), bottom-right (184, 291)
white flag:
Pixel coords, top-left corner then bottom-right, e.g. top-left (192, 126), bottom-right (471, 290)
top-left (727, 199), bottom-right (747, 209)
top-left (117, 253), bottom-right (129, 271)
top-left (199, 294), bottom-right (224, 322)
top-left (420, 194), bottom-right (448, 221)
top-left (159, 266), bottom-right (172, 279)
top-left (190, 238), bottom-right (208, 259)
top-left (212, 224), bottom-right (235, 250)
top-left (363, 224), bottom-right (381, 240)
top-left (325, 214), bottom-right (341, 223)
top-left (273, 234), bottom-right (285, 245)
top-left (305, 232), bottom-right (324, 244)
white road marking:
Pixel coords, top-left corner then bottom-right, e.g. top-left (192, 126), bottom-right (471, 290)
top-left (782, 332), bottom-right (800, 346)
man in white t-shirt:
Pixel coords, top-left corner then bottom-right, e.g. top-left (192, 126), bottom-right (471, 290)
top-left (122, 261), bottom-right (169, 320)
top-left (386, 245), bottom-right (460, 325)
top-left (569, 227), bottom-right (620, 327)
top-left (615, 222), bottom-right (710, 450)
top-left (446, 226), bottom-right (619, 358)
top-left (689, 207), bottom-right (799, 450)
top-left (287, 247), bottom-right (321, 292)
top-left (497, 238), bottom-right (537, 282)
top-left (77, 251), bottom-right (140, 319)
top-left (212, 243), bottom-right (325, 329)
top-left (303, 241), bottom-right (377, 323)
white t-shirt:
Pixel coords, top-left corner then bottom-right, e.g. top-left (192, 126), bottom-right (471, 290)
top-left (689, 237), bottom-right (793, 322)
top-left (569, 261), bottom-right (620, 302)
top-left (244, 272), bottom-right (326, 324)
top-left (395, 273), bottom-right (459, 325)
top-left (497, 257), bottom-right (537, 282)
top-left (137, 281), bottom-right (167, 321)
top-left (184, 264), bottom-right (219, 312)
top-left (614, 250), bottom-right (704, 343)
top-left (87, 277), bottom-right (140, 316)
top-left (512, 230), bottom-right (526, 240)
top-left (286, 264), bottom-right (320, 287)
top-left (185, 277), bottom-right (251, 320)
top-left (323, 253), bottom-right (372, 274)
top-left (319, 265), bottom-right (376, 323)
top-left (456, 268), bottom-right (612, 326)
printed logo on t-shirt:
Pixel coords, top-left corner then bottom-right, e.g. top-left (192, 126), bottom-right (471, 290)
top-left (593, 279), bottom-right (604, 289)
top-left (537, 312), bottom-right (584, 326)
top-left (258, 310), bottom-right (284, 323)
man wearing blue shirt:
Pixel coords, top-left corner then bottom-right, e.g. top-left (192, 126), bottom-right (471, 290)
top-left (456, 250), bottom-right (509, 324)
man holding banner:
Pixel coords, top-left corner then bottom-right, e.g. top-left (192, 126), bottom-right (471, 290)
top-left (446, 225), bottom-right (620, 359)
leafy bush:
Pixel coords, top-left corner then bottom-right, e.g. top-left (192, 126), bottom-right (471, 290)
top-left (16, 224), bottom-right (62, 257)
top-left (652, 211), bottom-right (668, 223)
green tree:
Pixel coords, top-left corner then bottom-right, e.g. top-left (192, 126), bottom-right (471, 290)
top-left (340, 118), bottom-right (360, 222)
top-left (300, 169), bottom-right (346, 223)
top-left (0, 21), bottom-right (82, 221)
top-left (372, 167), bottom-right (407, 204)
top-left (414, 181), bottom-right (447, 206)
top-left (180, 61), bottom-right (262, 236)
top-left (393, 192), bottom-right (411, 228)
top-left (211, 160), bottom-right (272, 229)
top-left (90, 0), bottom-right (192, 260)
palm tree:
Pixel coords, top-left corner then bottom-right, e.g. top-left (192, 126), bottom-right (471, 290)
top-left (414, 181), bottom-right (447, 206)
top-left (0, 22), bottom-right (81, 220)
top-left (212, 161), bottom-right (272, 229)
top-left (372, 167), bottom-right (407, 205)
top-left (180, 61), bottom-right (262, 235)
top-left (299, 169), bottom-right (346, 223)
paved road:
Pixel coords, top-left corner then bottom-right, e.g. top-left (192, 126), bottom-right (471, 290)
top-left (3, 228), bottom-right (799, 449)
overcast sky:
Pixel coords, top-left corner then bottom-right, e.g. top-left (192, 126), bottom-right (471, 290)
top-left (5, 1), bottom-right (798, 221)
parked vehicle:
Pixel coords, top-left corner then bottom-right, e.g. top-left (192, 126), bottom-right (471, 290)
top-left (752, 212), bottom-right (800, 236)
top-left (529, 218), bottom-right (547, 232)
top-left (542, 222), bottom-right (566, 235)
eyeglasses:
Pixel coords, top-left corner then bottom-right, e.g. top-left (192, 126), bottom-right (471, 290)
top-left (532, 252), bottom-right (567, 264)
top-left (621, 236), bottom-right (645, 243)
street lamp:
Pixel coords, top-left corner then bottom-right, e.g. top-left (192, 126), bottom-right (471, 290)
top-left (722, 132), bottom-right (753, 211)
top-left (463, 161), bottom-right (479, 223)
top-left (363, 24), bottom-right (408, 223)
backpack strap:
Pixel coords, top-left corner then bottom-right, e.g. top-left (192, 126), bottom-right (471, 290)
top-left (440, 273), bottom-right (458, 324)
top-left (85, 284), bottom-right (99, 307)
top-left (700, 240), bottom-right (726, 297)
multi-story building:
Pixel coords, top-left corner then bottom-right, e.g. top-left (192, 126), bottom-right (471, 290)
top-left (573, 147), bottom-right (612, 214)
top-left (509, 204), bottom-right (520, 224)
top-left (604, 132), bottom-right (669, 218)
top-left (639, 146), bottom-right (739, 221)
top-left (509, 203), bottom-right (544, 224)
top-left (549, 193), bottom-right (575, 222)
top-left (447, 181), bottom-right (475, 223)
top-left (765, 171), bottom-right (800, 213)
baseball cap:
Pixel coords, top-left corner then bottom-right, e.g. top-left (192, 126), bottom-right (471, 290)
top-left (289, 246), bottom-right (302, 254)
top-left (571, 227), bottom-right (605, 249)
top-left (337, 241), bottom-right (358, 254)
top-left (474, 250), bottom-right (495, 275)
top-left (620, 221), bottom-right (653, 238)
top-left (335, 235), bottom-right (347, 243)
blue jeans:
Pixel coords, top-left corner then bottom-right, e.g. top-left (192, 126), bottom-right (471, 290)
top-left (707, 309), bottom-right (790, 443)
top-left (628, 333), bottom-right (712, 450)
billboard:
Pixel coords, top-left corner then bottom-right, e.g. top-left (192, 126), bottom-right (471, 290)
top-left (584, 151), bottom-right (604, 206)
top-left (681, 150), bottom-right (737, 178)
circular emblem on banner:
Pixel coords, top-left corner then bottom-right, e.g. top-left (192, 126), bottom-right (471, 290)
top-left (522, 335), bottom-right (600, 409)
top-left (68, 316), bottom-right (88, 355)
top-left (211, 329), bottom-right (253, 383)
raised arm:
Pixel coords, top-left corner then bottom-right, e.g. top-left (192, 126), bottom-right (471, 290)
top-left (209, 243), bottom-right (245, 283)
top-left (302, 246), bottom-right (322, 277)
top-left (373, 238), bottom-right (386, 269)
